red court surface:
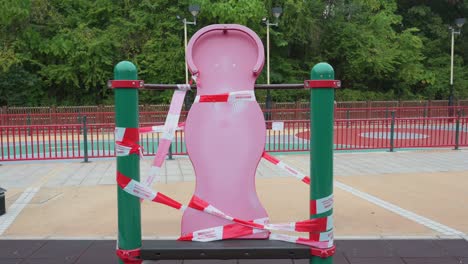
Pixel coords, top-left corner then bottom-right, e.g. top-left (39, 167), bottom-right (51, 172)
top-left (297, 126), bottom-right (468, 149)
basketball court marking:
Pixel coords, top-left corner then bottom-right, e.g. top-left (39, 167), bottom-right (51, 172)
top-left (335, 181), bottom-right (467, 240)
top-left (0, 187), bottom-right (39, 235)
top-left (0, 166), bottom-right (65, 235)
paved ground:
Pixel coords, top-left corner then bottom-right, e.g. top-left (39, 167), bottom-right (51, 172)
top-left (0, 239), bottom-right (467, 263)
top-left (0, 148), bottom-right (467, 263)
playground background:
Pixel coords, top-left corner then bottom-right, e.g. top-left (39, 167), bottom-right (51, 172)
top-left (1, 102), bottom-right (467, 161)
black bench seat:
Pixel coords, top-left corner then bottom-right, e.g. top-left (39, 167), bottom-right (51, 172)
top-left (140, 240), bottom-right (311, 260)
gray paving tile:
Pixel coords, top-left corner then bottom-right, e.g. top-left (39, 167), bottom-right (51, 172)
top-left (0, 259), bottom-right (23, 264)
top-left (293, 253), bottom-right (349, 264)
top-left (22, 258), bottom-right (75, 264)
top-left (75, 240), bottom-right (118, 264)
top-left (145, 261), bottom-right (183, 264)
top-left (402, 257), bottom-right (462, 264)
top-left (434, 239), bottom-right (468, 257)
top-left (347, 257), bottom-right (404, 264)
top-left (386, 240), bottom-right (446, 258)
top-left (239, 260), bottom-right (293, 264)
top-left (183, 260), bottom-right (237, 264)
top-left (336, 240), bottom-right (394, 257)
top-left (28, 240), bottom-right (93, 260)
top-left (3, 150), bottom-right (468, 188)
top-left (0, 240), bottom-right (45, 258)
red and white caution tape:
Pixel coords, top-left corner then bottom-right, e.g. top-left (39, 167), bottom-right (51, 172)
top-left (262, 152), bottom-right (334, 215)
top-left (115, 127), bottom-right (143, 158)
top-left (143, 85), bottom-right (189, 186)
top-left (115, 83), bottom-right (336, 254)
top-left (139, 122), bottom-right (185, 134)
top-left (117, 172), bottom-right (334, 250)
top-left (118, 172), bottom-right (330, 233)
top-left (268, 216), bottom-right (333, 232)
top-left (178, 216), bottom-right (333, 243)
top-left (270, 231), bottom-right (333, 249)
top-left (194, 91), bottom-right (256, 103)
top-left (311, 194), bottom-right (334, 215)
top-left (179, 218), bottom-right (269, 242)
top-left (117, 172), bottom-right (186, 211)
top-left (262, 152), bottom-right (311, 184)
top-left (179, 223), bottom-right (333, 248)
top-left (116, 247), bottom-right (141, 264)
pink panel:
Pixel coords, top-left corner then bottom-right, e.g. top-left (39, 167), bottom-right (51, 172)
top-left (181, 24), bottom-right (268, 239)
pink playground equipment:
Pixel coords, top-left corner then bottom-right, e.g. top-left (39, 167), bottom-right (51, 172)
top-left (110, 24), bottom-right (339, 264)
top-left (182, 24), bottom-right (269, 239)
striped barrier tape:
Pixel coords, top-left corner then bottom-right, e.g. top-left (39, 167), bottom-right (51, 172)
top-left (115, 86), bottom-right (335, 257)
top-left (115, 134), bottom-right (334, 252)
top-left (268, 216), bottom-right (333, 232)
top-left (143, 85), bottom-right (189, 186)
top-left (116, 247), bottom-right (141, 264)
top-left (117, 172), bottom-right (186, 211)
top-left (262, 151), bottom-right (334, 215)
top-left (178, 219), bottom-right (333, 245)
top-left (270, 232), bottom-right (333, 249)
top-left (178, 218), bottom-right (269, 242)
top-left (139, 123), bottom-right (185, 134)
top-left (262, 152), bottom-right (311, 184)
top-left (188, 195), bottom-right (333, 233)
top-left (194, 91), bottom-right (256, 103)
top-left (117, 172), bottom-right (331, 234)
top-left (311, 194), bottom-right (334, 215)
top-left (115, 127), bottom-right (143, 158)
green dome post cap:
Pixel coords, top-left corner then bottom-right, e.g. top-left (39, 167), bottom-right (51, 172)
top-left (114, 61), bottom-right (138, 80)
top-left (310, 62), bottom-right (334, 80)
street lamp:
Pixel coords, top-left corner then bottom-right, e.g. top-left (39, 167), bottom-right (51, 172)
top-left (262, 7), bottom-right (283, 122)
top-left (263, 7), bottom-right (283, 85)
top-left (449, 17), bottom-right (465, 108)
top-left (177, 4), bottom-right (201, 84)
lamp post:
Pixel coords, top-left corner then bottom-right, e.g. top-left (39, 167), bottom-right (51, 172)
top-left (178, 5), bottom-right (200, 111)
top-left (449, 17), bottom-right (465, 109)
top-left (178, 4), bottom-right (200, 85)
top-left (262, 7), bottom-right (282, 122)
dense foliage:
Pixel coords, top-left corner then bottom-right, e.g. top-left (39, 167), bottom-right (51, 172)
top-left (0, 0), bottom-right (467, 105)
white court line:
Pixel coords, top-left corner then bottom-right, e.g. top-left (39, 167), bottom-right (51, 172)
top-left (335, 181), bottom-right (467, 240)
top-left (0, 187), bottom-right (40, 235)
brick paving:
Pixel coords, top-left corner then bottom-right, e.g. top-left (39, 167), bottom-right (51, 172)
top-left (1, 149), bottom-right (467, 263)
top-left (1, 149), bottom-right (467, 188)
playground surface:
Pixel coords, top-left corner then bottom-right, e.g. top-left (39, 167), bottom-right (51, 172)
top-left (1, 148), bottom-right (467, 263)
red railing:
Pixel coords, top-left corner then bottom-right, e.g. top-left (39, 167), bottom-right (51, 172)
top-left (1, 106), bottom-right (468, 126)
top-left (1, 117), bottom-right (467, 161)
top-left (334, 117), bottom-right (468, 150)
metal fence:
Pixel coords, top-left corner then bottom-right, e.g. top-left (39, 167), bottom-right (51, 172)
top-left (1, 106), bottom-right (467, 126)
top-left (1, 116), bottom-right (466, 161)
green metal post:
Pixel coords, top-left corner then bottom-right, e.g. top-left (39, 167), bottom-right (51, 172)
top-left (27, 113), bottom-right (31, 136)
top-left (390, 111), bottom-right (395, 152)
top-left (454, 110), bottom-right (460, 150)
top-left (114, 61), bottom-right (142, 263)
top-left (168, 143), bottom-right (173, 160)
top-left (310, 63), bottom-right (335, 264)
top-left (82, 116), bottom-right (89, 163)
